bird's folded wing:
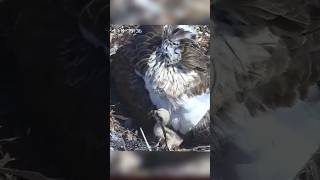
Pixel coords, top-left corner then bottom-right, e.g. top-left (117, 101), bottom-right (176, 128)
top-left (110, 26), bottom-right (165, 131)
top-left (110, 51), bottom-right (156, 132)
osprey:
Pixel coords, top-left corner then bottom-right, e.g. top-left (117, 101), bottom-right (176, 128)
top-left (110, 25), bottom-right (210, 149)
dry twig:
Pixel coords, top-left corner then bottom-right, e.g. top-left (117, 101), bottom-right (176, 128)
top-left (140, 128), bottom-right (152, 151)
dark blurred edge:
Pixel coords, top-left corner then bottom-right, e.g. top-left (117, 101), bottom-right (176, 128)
top-left (1, 0), bottom-right (109, 179)
top-left (110, 177), bottom-right (210, 180)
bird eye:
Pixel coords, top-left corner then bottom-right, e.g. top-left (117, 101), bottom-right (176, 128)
top-left (174, 48), bottom-right (181, 54)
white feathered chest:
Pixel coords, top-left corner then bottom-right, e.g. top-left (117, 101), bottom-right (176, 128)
top-left (140, 52), bottom-right (210, 134)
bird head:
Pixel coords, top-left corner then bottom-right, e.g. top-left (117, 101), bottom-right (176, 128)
top-left (156, 25), bottom-right (198, 66)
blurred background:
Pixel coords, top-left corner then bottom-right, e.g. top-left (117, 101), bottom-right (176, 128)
top-left (110, 151), bottom-right (210, 179)
top-left (110, 0), bottom-right (210, 24)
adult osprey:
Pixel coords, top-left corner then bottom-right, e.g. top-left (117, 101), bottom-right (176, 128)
top-left (110, 25), bottom-right (210, 149)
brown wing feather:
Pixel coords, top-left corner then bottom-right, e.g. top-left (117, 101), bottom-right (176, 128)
top-left (110, 26), bottom-right (163, 132)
